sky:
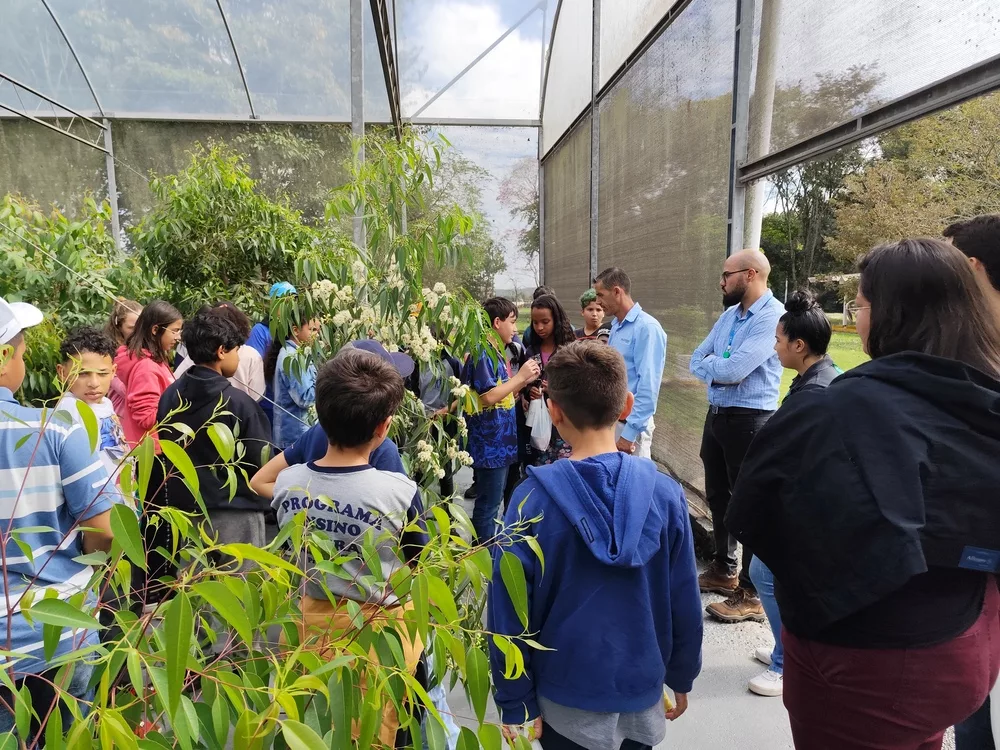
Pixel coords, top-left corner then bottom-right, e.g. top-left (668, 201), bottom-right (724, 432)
top-left (435, 125), bottom-right (539, 289)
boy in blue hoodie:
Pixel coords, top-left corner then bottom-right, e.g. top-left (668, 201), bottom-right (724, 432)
top-left (488, 340), bottom-right (703, 750)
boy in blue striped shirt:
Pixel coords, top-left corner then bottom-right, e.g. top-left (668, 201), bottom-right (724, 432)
top-left (0, 297), bottom-right (116, 740)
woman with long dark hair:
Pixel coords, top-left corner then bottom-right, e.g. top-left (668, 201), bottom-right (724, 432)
top-left (727, 239), bottom-right (1000, 749)
top-left (747, 290), bottom-right (840, 699)
top-left (523, 293), bottom-right (577, 465)
top-left (113, 300), bottom-right (183, 449)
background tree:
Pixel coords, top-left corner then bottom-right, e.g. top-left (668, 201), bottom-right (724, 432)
top-left (498, 157), bottom-right (539, 285)
top-left (830, 91), bottom-right (1000, 264)
top-left (131, 145), bottom-right (323, 318)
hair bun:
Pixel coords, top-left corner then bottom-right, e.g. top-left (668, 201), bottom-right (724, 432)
top-left (785, 289), bottom-right (821, 315)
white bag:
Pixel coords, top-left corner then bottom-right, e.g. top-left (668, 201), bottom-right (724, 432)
top-left (525, 397), bottom-right (552, 451)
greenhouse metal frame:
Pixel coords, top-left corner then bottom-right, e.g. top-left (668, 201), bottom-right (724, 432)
top-left (3, 0), bottom-right (1000, 494)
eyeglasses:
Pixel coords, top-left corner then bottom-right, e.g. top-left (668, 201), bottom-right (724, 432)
top-left (845, 301), bottom-right (870, 317)
top-left (721, 269), bottom-right (751, 282)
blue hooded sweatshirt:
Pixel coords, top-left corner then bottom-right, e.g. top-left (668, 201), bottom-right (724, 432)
top-left (487, 453), bottom-right (703, 725)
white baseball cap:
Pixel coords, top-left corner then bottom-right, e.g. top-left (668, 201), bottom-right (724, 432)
top-left (0, 297), bottom-right (44, 346)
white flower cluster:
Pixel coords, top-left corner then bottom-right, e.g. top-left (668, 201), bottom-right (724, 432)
top-left (448, 376), bottom-right (471, 400)
top-left (312, 279), bottom-right (336, 304)
top-left (385, 268), bottom-right (407, 291)
top-left (433, 282), bottom-right (447, 294)
top-left (456, 414), bottom-right (468, 438)
top-left (422, 288), bottom-right (440, 310)
top-left (336, 285), bottom-right (353, 305)
top-left (351, 259), bottom-right (368, 284)
top-left (415, 439), bottom-right (447, 479)
top-left (445, 440), bottom-right (474, 467)
top-left (400, 319), bottom-right (438, 361)
top-left (439, 305), bottom-right (453, 324)
top-left (358, 305), bottom-right (379, 328)
top-left (332, 310), bottom-right (353, 327)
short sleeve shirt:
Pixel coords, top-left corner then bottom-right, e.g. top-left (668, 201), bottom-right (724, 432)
top-left (463, 353), bottom-right (518, 469)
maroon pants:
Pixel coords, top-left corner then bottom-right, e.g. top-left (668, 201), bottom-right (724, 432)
top-left (783, 581), bottom-right (1000, 750)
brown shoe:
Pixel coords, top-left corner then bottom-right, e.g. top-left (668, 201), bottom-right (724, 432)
top-left (706, 588), bottom-right (766, 623)
top-left (698, 563), bottom-right (739, 595)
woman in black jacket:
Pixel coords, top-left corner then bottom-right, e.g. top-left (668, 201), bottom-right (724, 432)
top-left (727, 238), bottom-right (1000, 749)
top-left (746, 290), bottom-right (839, 699)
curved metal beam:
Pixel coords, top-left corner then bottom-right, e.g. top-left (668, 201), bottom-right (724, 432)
top-left (38, 0), bottom-right (104, 116)
top-left (214, 0), bottom-right (257, 119)
top-left (538, 0), bottom-right (563, 122)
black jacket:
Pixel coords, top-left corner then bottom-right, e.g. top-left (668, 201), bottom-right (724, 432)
top-left (157, 365), bottom-right (273, 513)
top-left (787, 355), bottom-right (841, 396)
top-left (726, 352), bottom-right (1000, 636)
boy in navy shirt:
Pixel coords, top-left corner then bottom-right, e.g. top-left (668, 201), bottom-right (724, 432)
top-left (462, 298), bottom-right (540, 543)
top-left (250, 340), bottom-right (413, 497)
top-left (488, 341), bottom-right (702, 749)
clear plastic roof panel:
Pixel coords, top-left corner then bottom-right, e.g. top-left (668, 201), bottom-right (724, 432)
top-left (225, 0), bottom-right (351, 119)
top-left (433, 126), bottom-right (539, 286)
top-left (43, 0), bottom-right (249, 116)
top-left (599, 0), bottom-right (675, 88)
top-left (749, 0), bottom-right (1000, 160)
top-left (365, 0), bottom-right (392, 123)
top-left (398, 0), bottom-right (545, 120)
top-left (0, 0), bottom-right (99, 114)
top-left (541, 0), bottom-right (593, 155)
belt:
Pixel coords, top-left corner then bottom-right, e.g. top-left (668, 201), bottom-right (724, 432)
top-left (709, 405), bottom-right (772, 415)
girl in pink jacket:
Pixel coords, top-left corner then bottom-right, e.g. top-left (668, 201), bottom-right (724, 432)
top-left (113, 300), bottom-right (183, 450)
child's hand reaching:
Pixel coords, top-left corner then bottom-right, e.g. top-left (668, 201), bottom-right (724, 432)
top-left (517, 358), bottom-right (541, 385)
top-left (502, 717), bottom-right (543, 743)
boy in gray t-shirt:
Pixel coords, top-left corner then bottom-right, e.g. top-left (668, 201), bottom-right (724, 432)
top-left (272, 347), bottom-right (428, 607)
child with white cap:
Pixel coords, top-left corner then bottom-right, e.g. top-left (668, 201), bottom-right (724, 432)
top-left (0, 296), bottom-right (117, 740)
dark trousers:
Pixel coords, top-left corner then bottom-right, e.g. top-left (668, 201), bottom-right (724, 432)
top-left (783, 582), bottom-right (1000, 750)
top-left (540, 723), bottom-right (651, 750)
top-left (700, 407), bottom-right (773, 592)
top-left (130, 458), bottom-right (175, 609)
top-left (955, 697), bottom-right (996, 750)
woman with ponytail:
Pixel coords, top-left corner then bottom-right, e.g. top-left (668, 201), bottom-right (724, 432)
top-left (743, 289), bottom-right (840, 699)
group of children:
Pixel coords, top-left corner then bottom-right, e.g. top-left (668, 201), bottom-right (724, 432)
top-left (1, 280), bottom-right (704, 750)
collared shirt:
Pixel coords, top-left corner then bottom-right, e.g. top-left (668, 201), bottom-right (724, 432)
top-left (462, 351), bottom-right (519, 469)
top-left (689, 291), bottom-right (784, 410)
top-left (608, 303), bottom-right (668, 443)
top-left (0, 388), bottom-right (116, 675)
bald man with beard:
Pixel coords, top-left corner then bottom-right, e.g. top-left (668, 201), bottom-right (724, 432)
top-left (690, 249), bottom-right (785, 624)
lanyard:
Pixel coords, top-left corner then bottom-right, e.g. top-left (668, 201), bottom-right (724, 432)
top-left (723, 315), bottom-right (744, 359)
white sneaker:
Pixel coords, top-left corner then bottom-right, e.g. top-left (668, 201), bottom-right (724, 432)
top-left (748, 669), bottom-right (783, 697)
top-left (754, 646), bottom-right (772, 666)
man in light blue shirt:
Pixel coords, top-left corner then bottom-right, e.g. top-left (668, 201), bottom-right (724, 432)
top-left (594, 268), bottom-right (667, 460)
top-left (689, 249), bottom-right (784, 625)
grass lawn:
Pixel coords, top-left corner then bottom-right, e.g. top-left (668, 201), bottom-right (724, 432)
top-left (779, 330), bottom-right (869, 397)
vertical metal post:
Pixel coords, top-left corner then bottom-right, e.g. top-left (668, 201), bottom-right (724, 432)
top-left (745, 0), bottom-right (781, 251)
top-left (351, 0), bottom-right (366, 250)
top-left (588, 0), bottom-right (601, 282)
top-left (726, 0), bottom-right (756, 256)
top-left (537, 161), bottom-right (545, 286)
top-left (103, 119), bottom-right (122, 250)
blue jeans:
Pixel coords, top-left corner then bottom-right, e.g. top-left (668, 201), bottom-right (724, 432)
top-left (749, 555), bottom-right (783, 673)
top-left (955, 696), bottom-right (995, 750)
top-left (471, 466), bottom-right (508, 544)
